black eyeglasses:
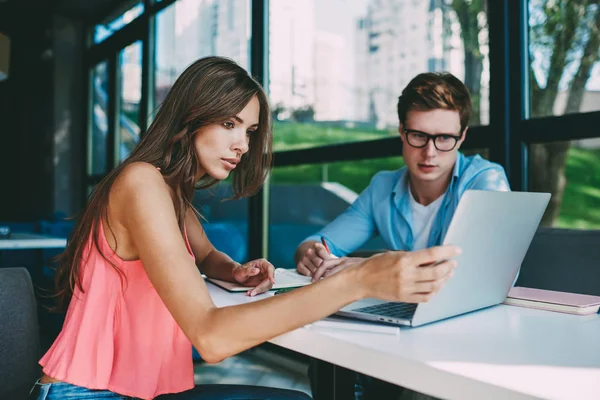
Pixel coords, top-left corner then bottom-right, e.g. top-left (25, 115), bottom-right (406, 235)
top-left (403, 129), bottom-right (462, 152)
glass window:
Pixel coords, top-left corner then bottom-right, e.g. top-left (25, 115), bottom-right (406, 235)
top-left (528, 0), bottom-right (600, 118)
top-left (94, 3), bottom-right (144, 44)
top-left (88, 61), bottom-right (109, 175)
top-left (154, 0), bottom-right (251, 108)
top-left (268, 157), bottom-right (405, 269)
top-left (529, 139), bottom-right (600, 229)
top-left (118, 41), bottom-right (142, 163)
top-left (193, 185), bottom-right (249, 264)
top-left (269, 0), bottom-right (490, 151)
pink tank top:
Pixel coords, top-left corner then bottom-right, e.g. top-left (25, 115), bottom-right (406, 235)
top-left (39, 221), bottom-right (195, 399)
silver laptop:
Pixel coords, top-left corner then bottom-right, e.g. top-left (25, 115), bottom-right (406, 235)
top-left (336, 190), bottom-right (551, 327)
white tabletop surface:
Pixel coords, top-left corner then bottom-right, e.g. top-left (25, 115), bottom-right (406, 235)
top-left (207, 282), bottom-right (600, 400)
top-left (0, 233), bottom-right (67, 250)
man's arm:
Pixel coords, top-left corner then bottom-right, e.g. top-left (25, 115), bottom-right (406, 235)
top-left (295, 181), bottom-right (378, 277)
top-left (467, 166), bottom-right (510, 191)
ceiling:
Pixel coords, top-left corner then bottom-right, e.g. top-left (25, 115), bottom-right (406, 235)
top-left (0, 0), bottom-right (131, 25)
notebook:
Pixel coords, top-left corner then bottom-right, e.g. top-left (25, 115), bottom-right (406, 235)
top-left (504, 287), bottom-right (600, 315)
top-left (207, 268), bottom-right (312, 292)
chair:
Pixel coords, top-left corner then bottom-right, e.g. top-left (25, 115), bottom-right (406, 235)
top-left (0, 267), bottom-right (41, 399)
top-left (516, 227), bottom-right (600, 296)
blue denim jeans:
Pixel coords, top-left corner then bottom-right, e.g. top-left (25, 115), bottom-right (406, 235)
top-left (30, 380), bottom-right (312, 400)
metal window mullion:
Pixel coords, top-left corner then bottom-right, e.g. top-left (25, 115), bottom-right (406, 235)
top-left (248, 0), bottom-right (269, 261)
top-left (140, 7), bottom-right (155, 135)
top-left (488, 0), bottom-right (527, 191)
top-left (107, 52), bottom-right (119, 171)
top-left (509, 0), bottom-right (529, 191)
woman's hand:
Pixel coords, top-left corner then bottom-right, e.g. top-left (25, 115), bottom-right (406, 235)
top-left (311, 256), bottom-right (364, 282)
top-left (354, 246), bottom-right (460, 303)
top-left (232, 258), bottom-right (276, 297)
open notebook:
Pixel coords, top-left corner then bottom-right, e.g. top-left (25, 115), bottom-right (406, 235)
top-left (504, 287), bottom-right (600, 315)
top-left (207, 268), bottom-right (312, 292)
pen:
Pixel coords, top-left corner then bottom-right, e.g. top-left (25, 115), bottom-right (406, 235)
top-left (320, 237), bottom-right (331, 254)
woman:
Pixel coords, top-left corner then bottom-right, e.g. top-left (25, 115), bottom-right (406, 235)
top-left (32, 57), bottom-right (459, 400)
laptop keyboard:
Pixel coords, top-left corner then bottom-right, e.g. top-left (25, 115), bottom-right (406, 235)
top-left (354, 302), bottom-right (418, 320)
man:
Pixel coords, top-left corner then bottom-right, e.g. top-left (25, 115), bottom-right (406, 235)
top-left (295, 72), bottom-right (509, 282)
top-left (296, 72), bottom-right (510, 399)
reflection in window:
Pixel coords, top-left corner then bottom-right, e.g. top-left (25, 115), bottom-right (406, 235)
top-left (530, 139), bottom-right (600, 229)
top-left (118, 41), bottom-right (142, 163)
top-left (268, 157), bottom-right (406, 268)
top-left (154, 0), bottom-right (251, 108)
top-left (94, 3), bottom-right (144, 44)
top-left (193, 185), bottom-right (249, 264)
top-left (269, 0), bottom-right (490, 151)
top-left (528, 0), bottom-right (600, 118)
top-left (89, 62), bottom-right (108, 175)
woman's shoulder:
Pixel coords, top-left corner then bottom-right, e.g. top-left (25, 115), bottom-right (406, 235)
top-left (114, 162), bottom-right (166, 192)
top-left (110, 162), bottom-right (172, 210)
top-left (119, 161), bottom-right (162, 180)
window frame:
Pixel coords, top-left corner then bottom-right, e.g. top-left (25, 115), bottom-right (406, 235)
top-left (84, 0), bottom-right (600, 258)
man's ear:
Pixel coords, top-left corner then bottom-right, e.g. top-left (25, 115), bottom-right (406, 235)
top-left (398, 122), bottom-right (404, 142)
top-left (457, 126), bottom-right (468, 149)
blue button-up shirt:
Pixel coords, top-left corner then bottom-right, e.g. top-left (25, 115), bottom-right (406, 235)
top-left (304, 153), bottom-right (510, 256)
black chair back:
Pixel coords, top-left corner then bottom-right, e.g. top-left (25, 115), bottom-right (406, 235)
top-left (516, 227), bottom-right (600, 296)
top-left (0, 267), bottom-right (40, 399)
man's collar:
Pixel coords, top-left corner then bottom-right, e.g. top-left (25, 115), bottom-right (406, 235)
top-left (452, 151), bottom-right (464, 181)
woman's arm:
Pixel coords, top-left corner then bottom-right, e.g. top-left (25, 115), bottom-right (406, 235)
top-left (184, 209), bottom-right (275, 295)
top-left (111, 163), bottom-right (459, 364)
top-left (183, 209), bottom-right (237, 281)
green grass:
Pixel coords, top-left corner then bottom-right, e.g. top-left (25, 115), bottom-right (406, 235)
top-left (272, 122), bottom-right (600, 230)
top-left (556, 147), bottom-right (600, 229)
top-left (273, 121), bottom-right (394, 151)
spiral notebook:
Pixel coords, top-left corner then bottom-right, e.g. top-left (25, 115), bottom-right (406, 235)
top-left (207, 268), bottom-right (312, 292)
top-left (504, 287), bottom-right (600, 315)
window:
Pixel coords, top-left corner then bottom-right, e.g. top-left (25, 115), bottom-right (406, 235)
top-left (194, 185), bottom-right (249, 264)
top-left (269, 0), bottom-right (490, 151)
top-left (154, 0), bottom-right (251, 109)
top-left (88, 61), bottom-right (109, 175)
top-left (94, 3), bottom-right (144, 44)
top-left (528, 0), bottom-right (600, 118)
top-left (529, 139), bottom-right (600, 229)
top-left (268, 157), bottom-right (406, 269)
top-left (118, 41), bottom-right (142, 163)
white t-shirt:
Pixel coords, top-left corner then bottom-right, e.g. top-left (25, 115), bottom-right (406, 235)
top-left (409, 189), bottom-right (445, 251)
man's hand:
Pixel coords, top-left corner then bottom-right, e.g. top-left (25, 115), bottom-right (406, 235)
top-left (232, 258), bottom-right (276, 297)
top-left (296, 241), bottom-right (336, 277)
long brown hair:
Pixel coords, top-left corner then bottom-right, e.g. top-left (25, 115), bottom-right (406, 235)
top-left (53, 56), bottom-right (272, 311)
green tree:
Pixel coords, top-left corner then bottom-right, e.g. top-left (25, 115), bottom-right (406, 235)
top-left (451, 0), bottom-right (600, 226)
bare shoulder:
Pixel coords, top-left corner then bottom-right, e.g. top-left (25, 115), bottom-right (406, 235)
top-left (115, 162), bottom-right (165, 191)
top-left (109, 162), bottom-right (173, 217)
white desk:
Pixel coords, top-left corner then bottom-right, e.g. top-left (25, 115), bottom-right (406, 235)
top-left (207, 283), bottom-right (600, 400)
top-left (0, 233), bottom-right (67, 250)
